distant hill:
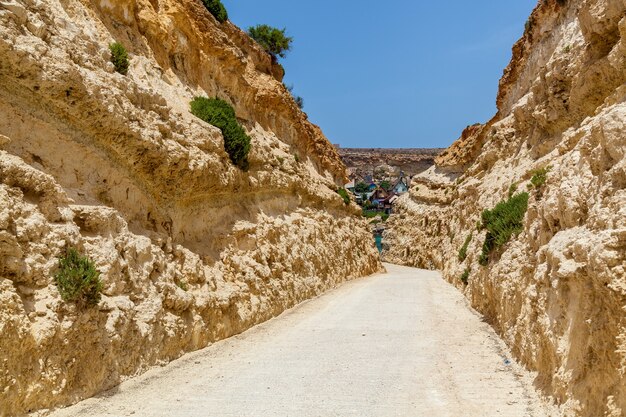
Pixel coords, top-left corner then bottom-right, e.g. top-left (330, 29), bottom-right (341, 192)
top-left (338, 148), bottom-right (445, 179)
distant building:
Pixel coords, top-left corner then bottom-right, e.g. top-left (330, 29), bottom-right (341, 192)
top-left (392, 177), bottom-right (410, 195)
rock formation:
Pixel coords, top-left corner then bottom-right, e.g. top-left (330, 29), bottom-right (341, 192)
top-left (338, 148), bottom-right (443, 179)
top-left (384, 1), bottom-right (626, 416)
top-left (0, 0), bottom-right (382, 414)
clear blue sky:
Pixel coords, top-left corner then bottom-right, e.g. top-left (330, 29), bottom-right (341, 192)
top-left (223, 1), bottom-right (537, 148)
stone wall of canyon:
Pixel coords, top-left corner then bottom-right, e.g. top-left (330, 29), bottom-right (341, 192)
top-left (0, 0), bottom-right (382, 415)
top-left (384, 0), bottom-right (626, 416)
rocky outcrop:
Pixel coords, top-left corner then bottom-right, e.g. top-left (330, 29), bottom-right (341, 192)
top-left (0, 0), bottom-right (382, 415)
top-left (339, 148), bottom-right (443, 178)
top-left (384, 1), bottom-right (626, 416)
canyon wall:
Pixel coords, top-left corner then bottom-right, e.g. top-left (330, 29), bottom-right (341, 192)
top-left (0, 0), bottom-right (382, 415)
top-left (384, 1), bottom-right (626, 416)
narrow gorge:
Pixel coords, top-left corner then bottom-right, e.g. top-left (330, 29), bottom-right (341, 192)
top-left (0, 0), bottom-right (382, 415)
top-left (1, 0), bottom-right (625, 416)
top-left (384, 0), bottom-right (626, 416)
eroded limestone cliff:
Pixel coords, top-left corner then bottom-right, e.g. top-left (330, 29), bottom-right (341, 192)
top-left (384, 1), bottom-right (626, 416)
top-left (0, 0), bottom-right (382, 415)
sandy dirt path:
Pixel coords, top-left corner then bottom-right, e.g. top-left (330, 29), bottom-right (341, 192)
top-left (50, 264), bottom-right (555, 417)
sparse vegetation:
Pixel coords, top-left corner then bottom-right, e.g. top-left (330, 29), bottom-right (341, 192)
top-left (286, 84), bottom-right (304, 109)
top-left (54, 248), bottom-right (103, 308)
top-left (530, 166), bottom-right (551, 189)
top-left (363, 210), bottom-right (389, 222)
top-left (248, 25), bottom-right (293, 59)
top-left (458, 233), bottom-right (472, 262)
top-left (190, 97), bottom-right (251, 170)
top-left (294, 96), bottom-right (304, 109)
top-left (460, 268), bottom-right (470, 285)
top-left (175, 279), bottom-right (189, 291)
top-left (508, 183), bottom-right (518, 198)
top-left (109, 42), bottom-right (129, 75)
top-left (478, 192), bottom-right (530, 266)
top-left (294, 154), bottom-right (300, 163)
top-left (201, 0), bottom-right (228, 23)
top-left (337, 188), bottom-right (351, 205)
top-left (524, 18), bottom-right (533, 33)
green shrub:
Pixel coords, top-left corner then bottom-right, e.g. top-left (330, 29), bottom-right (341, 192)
top-left (458, 233), bottom-right (472, 262)
top-left (355, 182), bottom-right (369, 193)
top-left (363, 210), bottom-right (388, 221)
top-left (294, 96), bottom-right (304, 109)
top-left (337, 188), bottom-right (350, 205)
top-left (54, 248), bottom-right (103, 308)
top-left (524, 18), bottom-right (533, 33)
top-left (190, 97), bottom-right (251, 170)
top-left (380, 180), bottom-right (391, 191)
top-left (508, 183), bottom-right (518, 198)
top-left (248, 25), bottom-right (293, 59)
top-left (201, 0), bottom-right (228, 23)
top-left (478, 192), bottom-right (530, 266)
top-left (286, 85), bottom-right (304, 109)
top-left (109, 42), bottom-right (129, 75)
top-left (460, 268), bottom-right (470, 285)
top-left (530, 166), bottom-right (551, 189)
top-left (362, 210), bottom-right (380, 218)
top-left (175, 279), bottom-right (189, 291)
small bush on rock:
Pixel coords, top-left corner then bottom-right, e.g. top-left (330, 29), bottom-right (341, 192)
top-left (294, 95), bottom-right (304, 109)
top-left (175, 279), bottom-right (189, 291)
top-left (201, 0), bottom-right (228, 23)
top-left (54, 248), bottom-right (103, 308)
top-left (109, 42), bottom-right (129, 75)
top-left (458, 233), bottom-right (472, 262)
top-left (530, 166), bottom-right (551, 189)
top-left (337, 188), bottom-right (350, 205)
top-left (190, 97), bottom-right (251, 170)
top-left (460, 268), bottom-right (470, 285)
top-left (286, 85), bottom-right (304, 109)
top-left (478, 192), bottom-right (529, 266)
top-left (248, 25), bottom-right (293, 59)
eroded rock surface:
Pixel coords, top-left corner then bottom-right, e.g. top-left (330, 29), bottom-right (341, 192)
top-left (0, 0), bottom-right (382, 415)
top-left (338, 148), bottom-right (443, 178)
top-left (385, 1), bottom-right (626, 416)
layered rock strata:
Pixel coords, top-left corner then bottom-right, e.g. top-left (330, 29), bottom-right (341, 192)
top-left (385, 1), bottom-right (626, 416)
top-left (0, 0), bottom-right (382, 414)
top-left (338, 148), bottom-right (443, 178)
